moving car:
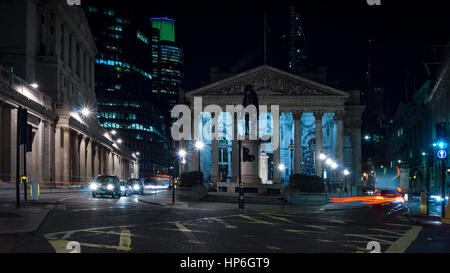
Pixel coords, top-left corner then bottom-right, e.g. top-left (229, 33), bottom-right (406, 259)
top-left (128, 178), bottom-right (144, 195)
top-left (119, 181), bottom-right (132, 196)
top-left (91, 175), bottom-right (121, 198)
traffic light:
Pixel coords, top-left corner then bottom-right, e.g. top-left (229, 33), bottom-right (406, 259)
top-left (242, 146), bottom-right (256, 162)
top-left (17, 108), bottom-right (28, 145)
top-left (436, 123), bottom-right (448, 140)
top-left (25, 124), bottom-right (33, 152)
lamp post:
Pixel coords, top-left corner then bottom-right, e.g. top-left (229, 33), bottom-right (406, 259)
top-left (278, 164), bottom-right (286, 184)
top-left (195, 141), bottom-right (204, 175)
top-left (289, 140), bottom-right (295, 176)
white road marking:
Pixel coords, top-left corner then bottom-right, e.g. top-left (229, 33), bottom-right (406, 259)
top-left (385, 226), bottom-right (423, 253)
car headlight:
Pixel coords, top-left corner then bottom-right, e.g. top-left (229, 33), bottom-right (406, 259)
top-left (107, 184), bottom-right (114, 190)
top-left (133, 185), bottom-right (140, 191)
top-left (90, 183), bottom-right (98, 190)
top-left (120, 186), bottom-right (125, 191)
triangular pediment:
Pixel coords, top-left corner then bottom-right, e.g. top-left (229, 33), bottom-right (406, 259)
top-left (187, 65), bottom-right (350, 98)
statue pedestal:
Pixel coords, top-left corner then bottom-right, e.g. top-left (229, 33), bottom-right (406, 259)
top-left (259, 152), bottom-right (270, 184)
top-left (240, 139), bottom-right (261, 184)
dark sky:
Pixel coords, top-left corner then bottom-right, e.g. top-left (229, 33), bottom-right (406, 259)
top-left (116, 0), bottom-right (449, 116)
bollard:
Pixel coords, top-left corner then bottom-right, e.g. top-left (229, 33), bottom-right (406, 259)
top-left (420, 192), bottom-right (427, 215)
top-left (31, 182), bottom-right (39, 201)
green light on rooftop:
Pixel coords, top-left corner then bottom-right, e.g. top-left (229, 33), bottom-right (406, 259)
top-left (151, 17), bottom-right (175, 42)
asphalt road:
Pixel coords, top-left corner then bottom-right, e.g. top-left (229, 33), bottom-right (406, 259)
top-left (1, 190), bottom-right (450, 253)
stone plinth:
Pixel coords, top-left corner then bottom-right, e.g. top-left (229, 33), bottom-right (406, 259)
top-left (240, 139), bottom-right (261, 184)
top-left (259, 152), bottom-right (269, 184)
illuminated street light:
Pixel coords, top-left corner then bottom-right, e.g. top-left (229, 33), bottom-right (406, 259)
top-left (117, 139), bottom-right (122, 144)
top-left (331, 162), bottom-right (338, 169)
top-left (136, 152), bottom-right (140, 156)
top-left (178, 149), bottom-right (187, 157)
top-left (278, 164), bottom-right (286, 171)
top-left (195, 141), bottom-right (204, 151)
top-left (319, 153), bottom-right (327, 160)
top-left (80, 107), bottom-right (91, 117)
top-left (343, 169), bottom-right (350, 176)
top-left (181, 159), bottom-right (186, 164)
top-left (326, 159), bottom-right (333, 166)
top-left (111, 130), bottom-right (117, 135)
top-left (30, 83), bottom-right (39, 89)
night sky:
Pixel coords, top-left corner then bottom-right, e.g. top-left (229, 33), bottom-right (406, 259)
top-left (119, 0), bottom-right (449, 117)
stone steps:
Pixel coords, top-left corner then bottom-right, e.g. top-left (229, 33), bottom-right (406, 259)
top-left (204, 194), bottom-right (288, 205)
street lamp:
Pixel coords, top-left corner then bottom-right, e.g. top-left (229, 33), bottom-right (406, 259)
top-left (117, 139), bottom-right (122, 144)
top-left (343, 169), bottom-right (350, 176)
top-left (289, 140), bottom-right (295, 175)
top-left (30, 83), bottom-right (39, 89)
top-left (111, 130), bottom-right (117, 136)
top-left (80, 107), bottom-right (91, 117)
top-left (195, 141), bottom-right (204, 174)
top-left (326, 159), bottom-right (333, 166)
top-left (178, 149), bottom-right (187, 158)
top-left (319, 153), bottom-right (327, 161)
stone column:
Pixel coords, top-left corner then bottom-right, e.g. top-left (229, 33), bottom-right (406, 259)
top-left (71, 131), bottom-right (80, 183)
top-left (293, 111), bottom-right (303, 174)
top-left (54, 127), bottom-right (63, 182)
top-left (314, 111), bottom-right (324, 177)
top-left (191, 111), bottom-right (199, 172)
top-left (93, 143), bottom-right (99, 177)
top-left (62, 128), bottom-right (71, 183)
top-left (86, 138), bottom-right (92, 179)
top-left (79, 136), bottom-right (86, 182)
top-left (335, 111), bottom-right (345, 165)
top-left (211, 138), bottom-right (219, 182)
top-left (273, 111), bottom-right (281, 183)
top-left (231, 114), bottom-right (239, 183)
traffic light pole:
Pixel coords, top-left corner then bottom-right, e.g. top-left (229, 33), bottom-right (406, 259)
top-left (442, 158), bottom-right (447, 217)
top-left (15, 107), bottom-right (22, 208)
top-left (23, 143), bottom-right (27, 201)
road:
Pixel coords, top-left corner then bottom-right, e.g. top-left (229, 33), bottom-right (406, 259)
top-left (1, 189), bottom-right (450, 253)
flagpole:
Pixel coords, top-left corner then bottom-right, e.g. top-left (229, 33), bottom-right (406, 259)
top-left (264, 11), bottom-right (267, 65)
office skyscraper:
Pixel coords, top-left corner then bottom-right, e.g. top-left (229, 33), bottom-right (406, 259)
top-left (84, 2), bottom-right (169, 178)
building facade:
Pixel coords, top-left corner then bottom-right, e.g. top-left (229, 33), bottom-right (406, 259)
top-left (382, 41), bottom-right (450, 195)
top-left (83, 2), bottom-right (170, 178)
top-left (0, 0), bottom-right (138, 185)
top-left (179, 65), bottom-right (364, 192)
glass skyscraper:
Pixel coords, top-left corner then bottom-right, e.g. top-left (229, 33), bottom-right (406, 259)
top-left (151, 17), bottom-right (184, 119)
top-left (83, 2), bottom-right (170, 178)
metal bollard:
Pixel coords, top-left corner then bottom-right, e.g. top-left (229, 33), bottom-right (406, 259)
top-left (420, 192), bottom-right (427, 215)
top-left (31, 182), bottom-right (39, 201)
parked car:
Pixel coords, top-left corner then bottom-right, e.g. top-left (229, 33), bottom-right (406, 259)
top-left (91, 175), bottom-right (121, 198)
top-left (128, 178), bottom-right (144, 195)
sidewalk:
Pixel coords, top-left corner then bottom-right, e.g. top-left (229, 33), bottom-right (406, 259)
top-left (0, 200), bottom-right (57, 236)
top-left (404, 197), bottom-right (448, 226)
top-left (0, 184), bottom-right (87, 196)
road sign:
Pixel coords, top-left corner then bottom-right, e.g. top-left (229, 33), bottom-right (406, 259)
top-left (437, 150), bottom-right (448, 159)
